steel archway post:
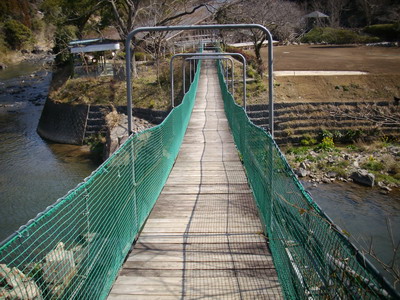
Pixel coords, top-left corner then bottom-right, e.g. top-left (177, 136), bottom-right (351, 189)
top-left (125, 24), bottom-right (274, 136)
top-left (189, 59), bottom-right (192, 84)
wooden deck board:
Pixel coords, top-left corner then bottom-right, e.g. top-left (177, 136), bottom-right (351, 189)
top-left (108, 62), bottom-right (282, 299)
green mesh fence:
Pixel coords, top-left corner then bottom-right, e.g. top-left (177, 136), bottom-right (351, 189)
top-left (0, 62), bottom-right (201, 300)
top-left (216, 62), bottom-right (398, 299)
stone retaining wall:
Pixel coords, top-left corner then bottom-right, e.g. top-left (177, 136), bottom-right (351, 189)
top-left (37, 98), bottom-right (169, 145)
top-left (37, 99), bottom-right (89, 144)
top-left (247, 100), bottom-right (400, 145)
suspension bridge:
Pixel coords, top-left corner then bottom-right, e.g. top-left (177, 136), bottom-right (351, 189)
top-left (1, 24), bottom-right (399, 300)
top-left (107, 61), bottom-right (282, 299)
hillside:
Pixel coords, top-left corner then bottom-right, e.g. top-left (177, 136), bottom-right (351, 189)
top-left (0, 0), bottom-right (54, 65)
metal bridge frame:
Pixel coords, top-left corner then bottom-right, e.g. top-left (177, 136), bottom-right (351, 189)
top-left (183, 56), bottom-right (234, 99)
top-left (170, 52), bottom-right (246, 107)
top-left (125, 24), bottom-right (274, 136)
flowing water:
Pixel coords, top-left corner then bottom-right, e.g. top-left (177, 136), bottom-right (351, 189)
top-left (304, 181), bottom-right (400, 290)
top-left (0, 60), bottom-right (98, 242)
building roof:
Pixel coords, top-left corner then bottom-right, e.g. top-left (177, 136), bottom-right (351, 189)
top-left (69, 39), bottom-right (120, 53)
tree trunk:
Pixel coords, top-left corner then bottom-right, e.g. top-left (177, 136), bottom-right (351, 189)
top-left (130, 40), bottom-right (138, 79)
top-left (156, 42), bottom-right (162, 85)
top-left (254, 41), bottom-right (264, 77)
top-left (132, 49), bottom-right (138, 78)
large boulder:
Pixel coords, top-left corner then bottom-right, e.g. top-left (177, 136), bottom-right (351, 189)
top-left (295, 168), bottom-right (309, 177)
top-left (0, 264), bottom-right (42, 300)
top-left (104, 114), bottom-right (128, 160)
top-left (42, 242), bottom-right (76, 298)
top-left (103, 113), bottom-right (154, 160)
top-left (350, 169), bottom-right (375, 187)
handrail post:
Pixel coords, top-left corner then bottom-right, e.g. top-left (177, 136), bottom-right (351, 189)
top-left (182, 59), bottom-right (186, 96)
top-left (189, 59), bottom-right (192, 84)
top-left (169, 58), bottom-right (174, 108)
top-left (226, 60), bottom-right (228, 83)
top-left (231, 59), bottom-right (234, 98)
top-left (243, 58), bottom-right (247, 111)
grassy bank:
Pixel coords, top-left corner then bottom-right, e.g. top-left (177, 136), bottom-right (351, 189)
top-left (49, 60), bottom-right (184, 110)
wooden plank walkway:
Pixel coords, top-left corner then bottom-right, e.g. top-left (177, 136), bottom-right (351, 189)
top-left (108, 62), bottom-right (282, 299)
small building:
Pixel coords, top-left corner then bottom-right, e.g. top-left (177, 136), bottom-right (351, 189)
top-left (69, 38), bottom-right (122, 78)
top-left (304, 11), bottom-right (329, 30)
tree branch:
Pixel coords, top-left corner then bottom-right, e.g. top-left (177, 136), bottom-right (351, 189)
top-left (156, 3), bottom-right (207, 26)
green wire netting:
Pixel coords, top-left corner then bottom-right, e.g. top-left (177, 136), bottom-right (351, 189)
top-left (1, 56), bottom-right (398, 300)
top-left (216, 62), bottom-right (398, 299)
top-left (0, 63), bottom-right (201, 300)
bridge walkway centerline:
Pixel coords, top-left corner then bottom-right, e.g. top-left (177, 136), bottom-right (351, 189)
top-left (108, 61), bottom-right (282, 299)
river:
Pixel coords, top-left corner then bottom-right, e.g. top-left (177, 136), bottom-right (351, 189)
top-left (0, 59), bottom-right (99, 242)
top-left (304, 181), bottom-right (400, 291)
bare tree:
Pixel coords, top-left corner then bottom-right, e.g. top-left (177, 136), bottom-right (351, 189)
top-left (107, 0), bottom-right (149, 78)
top-left (330, 102), bottom-right (400, 127)
top-left (311, 0), bottom-right (350, 27)
top-left (140, 0), bottom-right (213, 82)
top-left (108, 0), bottom-right (212, 78)
top-left (217, 0), bottom-right (304, 76)
top-left (356, 0), bottom-right (398, 25)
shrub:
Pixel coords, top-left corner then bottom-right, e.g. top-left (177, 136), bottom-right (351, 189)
top-left (246, 66), bottom-right (257, 79)
top-left (315, 136), bottom-right (335, 151)
top-left (301, 27), bottom-right (379, 44)
top-left (363, 23), bottom-right (400, 42)
top-left (286, 146), bottom-right (310, 155)
top-left (343, 129), bottom-right (365, 143)
top-left (31, 18), bottom-right (45, 32)
top-left (0, 25), bottom-right (9, 53)
top-left (85, 133), bottom-right (105, 159)
top-left (3, 19), bottom-right (34, 50)
top-left (224, 45), bottom-right (258, 69)
top-left (157, 63), bottom-right (171, 86)
top-left (361, 156), bottom-right (385, 172)
top-left (319, 129), bottom-right (365, 144)
top-left (53, 25), bottom-right (77, 66)
top-left (319, 129), bottom-right (333, 141)
top-left (135, 51), bottom-right (149, 61)
top-left (300, 134), bottom-right (317, 146)
top-left (346, 144), bottom-right (360, 152)
top-left (117, 51), bottom-right (125, 60)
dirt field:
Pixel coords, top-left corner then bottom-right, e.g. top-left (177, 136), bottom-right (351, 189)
top-left (268, 45), bottom-right (400, 74)
top-left (255, 45), bottom-right (400, 103)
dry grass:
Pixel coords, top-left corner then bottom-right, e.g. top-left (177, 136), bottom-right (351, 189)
top-left (50, 61), bottom-right (181, 110)
top-left (105, 108), bottom-right (122, 128)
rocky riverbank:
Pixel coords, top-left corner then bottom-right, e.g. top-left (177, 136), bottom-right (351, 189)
top-left (1, 41), bottom-right (53, 63)
top-left (103, 113), bottom-right (154, 159)
top-left (285, 141), bottom-right (400, 194)
top-left (0, 56), bottom-right (53, 113)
